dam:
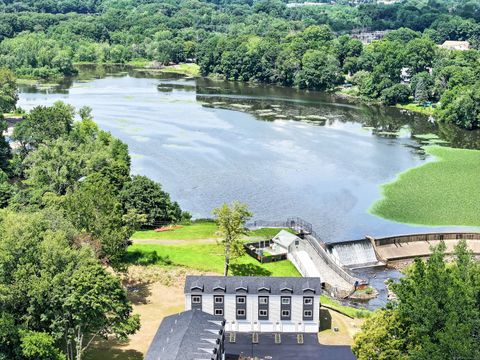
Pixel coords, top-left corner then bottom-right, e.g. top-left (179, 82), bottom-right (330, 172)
top-left (248, 218), bottom-right (480, 299)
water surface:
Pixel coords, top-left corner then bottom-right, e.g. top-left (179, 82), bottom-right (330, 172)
top-left (17, 67), bottom-right (480, 242)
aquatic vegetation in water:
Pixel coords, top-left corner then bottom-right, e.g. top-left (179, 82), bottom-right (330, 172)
top-left (371, 146), bottom-right (480, 226)
top-left (413, 133), bottom-right (449, 145)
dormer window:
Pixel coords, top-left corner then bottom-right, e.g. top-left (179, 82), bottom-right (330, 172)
top-left (304, 297), bottom-right (313, 305)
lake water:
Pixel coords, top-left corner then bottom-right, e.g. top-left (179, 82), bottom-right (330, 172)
top-left (17, 67), bottom-right (480, 243)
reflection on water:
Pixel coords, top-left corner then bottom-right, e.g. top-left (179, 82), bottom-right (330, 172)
top-left (17, 65), bottom-right (480, 244)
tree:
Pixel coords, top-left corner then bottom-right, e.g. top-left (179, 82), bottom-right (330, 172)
top-left (295, 50), bottom-right (343, 90)
top-left (436, 83), bottom-right (480, 129)
top-left (0, 210), bottom-right (140, 360)
top-left (353, 240), bottom-right (480, 359)
top-left (213, 201), bottom-right (252, 276)
top-left (120, 175), bottom-right (188, 225)
top-left (20, 331), bottom-right (65, 360)
top-left (404, 37), bottom-right (436, 75)
top-left (0, 116), bottom-right (11, 172)
top-left (0, 68), bottom-right (18, 113)
top-left (352, 310), bottom-right (408, 360)
top-left (334, 35), bottom-right (363, 68)
top-left (411, 72), bottom-right (434, 103)
top-left (62, 174), bottom-right (142, 269)
top-left (380, 84), bottom-right (411, 105)
top-left (13, 101), bottom-right (75, 151)
top-left (63, 263), bottom-right (140, 360)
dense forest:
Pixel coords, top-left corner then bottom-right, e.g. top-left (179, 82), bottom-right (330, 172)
top-left (0, 0), bottom-right (479, 128)
top-left (0, 69), bottom-right (189, 360)
top-left (0, 2), bottom-right (479, 359)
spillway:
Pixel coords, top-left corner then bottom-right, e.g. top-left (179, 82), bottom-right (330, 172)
top-left (330, 240), bottom-right (380, 268)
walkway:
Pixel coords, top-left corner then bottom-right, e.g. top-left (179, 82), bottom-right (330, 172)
top-left (294, 251), bottom-right (321, 277)
top-left (376, 239), bottom-right (480, 261)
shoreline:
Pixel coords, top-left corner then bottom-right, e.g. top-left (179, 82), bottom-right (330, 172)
top-left (15, 62), bottom-right (436, 118)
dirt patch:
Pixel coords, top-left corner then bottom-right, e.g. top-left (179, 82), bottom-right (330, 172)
top-left (318, 309), bottom-right (364, 346)
top-left (86, 266), bottom-right (214, 360)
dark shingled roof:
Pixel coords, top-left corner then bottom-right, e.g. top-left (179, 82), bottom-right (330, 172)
top-left (184, 276), bottom-right (322, 295)
top-left (145, 309), bottom-right (224, 360)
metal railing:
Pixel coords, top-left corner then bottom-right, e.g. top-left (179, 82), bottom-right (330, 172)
top-left (248, 217), bottom-right (364, 286)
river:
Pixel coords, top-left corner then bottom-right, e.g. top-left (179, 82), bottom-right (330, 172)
top-left (17, 66), bottom-right (480, 243)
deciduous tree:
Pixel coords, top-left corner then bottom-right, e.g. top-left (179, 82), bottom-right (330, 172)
top-left (213, 201), bottom-right (252, 276)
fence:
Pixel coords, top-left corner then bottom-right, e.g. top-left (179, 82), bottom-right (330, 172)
top-left (244, 241), bottom-right (287, 264)
top-left (246, 220), bottom-right (289, 229)
top-left (374, 232), bottom-right (480, 247)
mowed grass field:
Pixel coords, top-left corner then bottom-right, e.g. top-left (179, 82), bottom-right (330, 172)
top-left (127, 243), bottom-right (300, 277)
top-left (131, 221), bottom-right (289, 240)
top-left (129, 222), bottom-right (299, 276)
top-left (371, 146), bottom-right (480, 226)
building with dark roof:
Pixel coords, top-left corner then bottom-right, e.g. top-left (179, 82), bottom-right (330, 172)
top-left (184, 276), bottom-right (322, 333)
top-left (145, 309), bottom-right (225, 360)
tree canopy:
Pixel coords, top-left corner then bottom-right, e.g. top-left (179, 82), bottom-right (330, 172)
top-left (0, 95), bottom-right (187, 358)
top-left (353, 240), bottom-right (480, 360)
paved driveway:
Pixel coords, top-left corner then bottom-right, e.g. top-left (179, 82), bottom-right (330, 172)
top-left (225, 333), bottom-right (356, 360)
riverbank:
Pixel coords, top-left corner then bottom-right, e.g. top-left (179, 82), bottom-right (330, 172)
top-left (371, 145), bottom-right (480, 226)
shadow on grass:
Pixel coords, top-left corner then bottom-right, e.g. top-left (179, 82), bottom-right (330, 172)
top-left (85, 348), bottom-right (143, 360)
top-left (230, 263), bottom-right (272, 276)
top-left (125, 281), bottom-right (152, 305)
top-left (123, 250), bottom-right (172, 266)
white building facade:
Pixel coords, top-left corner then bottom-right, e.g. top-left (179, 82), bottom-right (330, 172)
top-left (184, 276), bottom-right (321, 333)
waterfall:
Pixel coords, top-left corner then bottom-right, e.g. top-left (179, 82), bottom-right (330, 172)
top-left (331, 240), bottom-right (379, 267)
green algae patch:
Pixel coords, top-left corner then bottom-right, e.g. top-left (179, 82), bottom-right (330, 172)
top-left (371, 146), bottom-right (480, 226)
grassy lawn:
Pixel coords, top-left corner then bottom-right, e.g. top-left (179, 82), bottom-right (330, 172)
top-left (371, 146), bottom-right (480, 226)
top-left (159, 63), bottom-right (200, 77)
top-left (126, 58), bottom-right (151, 67)
top-left (131, 221), bottom-right (288, 240)
top-left (132, 221), bottom-right (218, 240)
top-left (396, 103), bottom-right (435, 116)
top-left (320, 295), bottom-right (372, 319)
top-left (126, 243), bottom-right (300, 277)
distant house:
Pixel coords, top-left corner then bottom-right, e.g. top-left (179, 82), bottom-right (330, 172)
top-left (184, 275), bottom-right (322, 333)
top-left (286, 2), bottom-right (332, 8)
top-left (145, 309), bottom-right (225, 360)
top-left (272, 230), bottom-right (300, 253)
top-left (440, 41), bottom-right (470, 51)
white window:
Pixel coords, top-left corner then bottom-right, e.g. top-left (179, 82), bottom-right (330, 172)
top-left (259, 309), bottom-right (268, 317)
top-left (214, 296), bottom-right (223, 304)
top-left (304, 297), bottom-right (313, 305)
top-left (192, 295), bottom-right (201, 304)
top-left (281, 297), bottom-right (290, 305)
top-left (259, 296), bottom-right (269, 304)
top-left (304, 310), bottom-right (313, 317)
top-left (237, 296), bottom-right (246, 304)
top-left (282, 310), bottom-right (290, 317)
top-left (214, 308), bottom-right (224, 316)
top-left (237, 309), bottom-right (246, 316)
